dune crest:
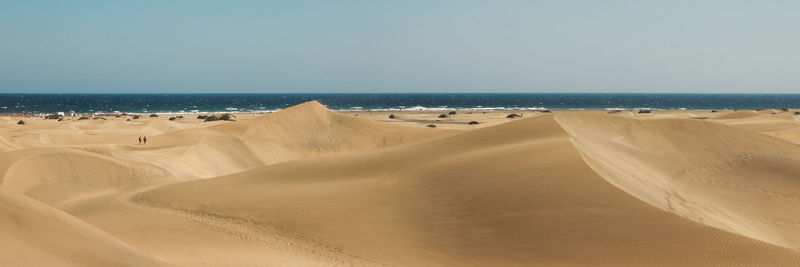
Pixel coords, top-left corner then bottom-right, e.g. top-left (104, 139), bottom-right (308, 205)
top-left (556, 113), bottom-right (800, 249)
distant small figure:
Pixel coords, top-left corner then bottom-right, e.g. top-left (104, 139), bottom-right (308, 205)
top-left (143, 136), bottom-right (147, 145)
top-left (138, 136), bottom-right (142, 145)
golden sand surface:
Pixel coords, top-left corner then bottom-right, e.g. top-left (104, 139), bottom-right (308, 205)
top-left (3, 102), bottom-right (800, 266)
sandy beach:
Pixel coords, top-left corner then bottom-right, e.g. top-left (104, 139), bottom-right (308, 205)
top-left (3, 101), bottom-right (800, 266)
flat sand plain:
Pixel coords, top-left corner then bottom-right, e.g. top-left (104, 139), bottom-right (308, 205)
top-left (4, 102), bottom-right (800, 266)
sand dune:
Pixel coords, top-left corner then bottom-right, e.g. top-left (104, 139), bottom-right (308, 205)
top-left (139, 114), bottom-right (800, 266)
top-left (0, 190), bottom-right (162, 267)
top-left (121, 101), bottom-right (452, 179)
top-left (0, 148), bottom-right (173, 207)
top-left (4, 103), bottom-right (800, 266)
top-left (557, 112), bottom-right (800, 250)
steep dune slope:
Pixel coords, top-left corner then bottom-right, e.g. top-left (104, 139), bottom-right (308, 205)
top-left (139, 115), bottom-right (800, 266)
top-left (0, 190), bottom-right (162, 267)
top-left (556, 112), bottom-right (800, 250)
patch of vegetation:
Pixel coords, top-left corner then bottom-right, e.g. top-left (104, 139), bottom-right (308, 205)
top-left (204, 115), bottom-right (219, 122)
top-left (438, 114), bottom-right (447, 118)
top-left (17, 120), bottom-right (25, 125)
top-left (468, 121), bottom-right (479, 125)
top-left (219, 114), bottom-right (235, 121)
top-left (426, 124), bottom-right (437, 128)
top-left (169, 117), bottom-right (176, 121)
top-left (150, 114), bottom-right (159, 117)
top-left (197, 115), bottom-right (208, 120)
top-left (448, 111), bottom-right (457, 115)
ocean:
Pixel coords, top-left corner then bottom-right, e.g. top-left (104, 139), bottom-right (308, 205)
top-left (2, 93), bottom-right (800, 114)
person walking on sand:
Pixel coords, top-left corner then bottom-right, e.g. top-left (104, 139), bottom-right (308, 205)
top-left (138, 136), bottom-right (142, 145)
top-left (143, 136), bottom-right (147, 145)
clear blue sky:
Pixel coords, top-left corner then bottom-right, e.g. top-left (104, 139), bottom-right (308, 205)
top-left (1, 0), bottom-right (798, 93)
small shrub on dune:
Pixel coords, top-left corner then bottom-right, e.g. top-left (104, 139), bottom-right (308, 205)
top-left (169, 117), bottom-right (176, 121)
top-left (468, 121), bottom-right (479, 125)
top-left (438, 114), bottom-right (447, 118)
top-left (150, 114), bottom-right (159, 118)
top-left (17, 120), bottom-right (25, 125)
top-left (197, 115), bottom-right (208, 120)
top-left (448, 111), bottom-right (457, 115)
top-left (219, 114), bottom-right (235, 121)
top-left (204, 115), bottom-right (219, 122)
top-left (426, 124), bottom-right (437, 128)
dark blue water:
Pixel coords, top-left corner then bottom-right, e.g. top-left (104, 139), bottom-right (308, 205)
top-left (2, 93), bottom-right (800, 114)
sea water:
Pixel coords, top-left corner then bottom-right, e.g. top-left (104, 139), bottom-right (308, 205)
top-left (2, 93), bottom-right (800, 114)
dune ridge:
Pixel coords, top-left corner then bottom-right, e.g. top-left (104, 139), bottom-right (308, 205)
top-left (556, 112), bottom-right (800, 250)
